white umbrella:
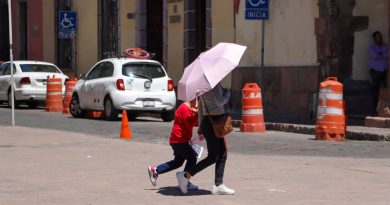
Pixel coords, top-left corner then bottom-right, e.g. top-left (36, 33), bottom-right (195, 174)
top-left (178, 42), bottom-right (247, 101)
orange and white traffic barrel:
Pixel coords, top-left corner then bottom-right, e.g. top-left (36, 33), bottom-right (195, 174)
top-left (315, 77), bottom-right (346, 141)
top-left (240, 83), bottom-right (266, 133)
top-left (46, 76), bottom-right (63, 112)
top-left (63, 78), bottom-right (77, 114)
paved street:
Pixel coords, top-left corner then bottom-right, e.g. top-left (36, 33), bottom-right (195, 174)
top-left (1, 106), bottom-right (390, 205)
top-left (0, 105), bottom-right (390, 158)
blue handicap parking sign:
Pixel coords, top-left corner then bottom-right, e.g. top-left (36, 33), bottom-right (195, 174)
top-left (245, 0), bottom-right (269, 20)
top-left (58, 11), bottom-right (77, 39)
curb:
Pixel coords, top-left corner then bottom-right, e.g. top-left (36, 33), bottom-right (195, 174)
top-left (233, 120), bottom-right (390, 141)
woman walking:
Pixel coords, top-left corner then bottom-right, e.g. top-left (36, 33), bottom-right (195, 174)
top-left (176, 83), bottom-right (235, 195)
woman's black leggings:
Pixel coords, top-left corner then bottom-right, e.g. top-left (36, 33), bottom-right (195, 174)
top-left (187, 116), bottom-right (227, 186)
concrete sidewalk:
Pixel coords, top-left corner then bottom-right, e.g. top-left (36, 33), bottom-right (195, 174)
top-left (265, 123), bottom-right (390, 141)
top-left (232, 120), bottom-right (390, 141)
top-left (1, 126), bottom-right (389, 205)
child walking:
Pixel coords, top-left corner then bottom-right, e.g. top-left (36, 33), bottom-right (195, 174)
top-left (148, 100), bottom-right (201, 190)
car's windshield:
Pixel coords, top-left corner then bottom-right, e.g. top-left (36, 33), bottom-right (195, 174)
top-left (20, 64), bottom-right (61, 73)
top-left (122, 63), bottom-right (166, 79)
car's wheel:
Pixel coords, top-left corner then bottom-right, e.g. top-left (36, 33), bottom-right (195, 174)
top-left (7, 91), bottom-right (19, 108)
top-left (104, 97), bottom-right (119, 121)
top-left (161, 110), bottom-right (174, 122)
top-left (126, 111), bottom-right (139, 121)
top-left (27, 101), bottom-right (39, 109)
top-left (69, 94), bottom-right (86, 118)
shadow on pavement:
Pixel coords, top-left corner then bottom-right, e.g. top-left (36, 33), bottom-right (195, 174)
top-left (0, 104), bottom-right (45, 110)
top-left (155, 186), bottom-right (211, 196)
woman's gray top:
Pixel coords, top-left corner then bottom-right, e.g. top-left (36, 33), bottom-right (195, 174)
top-left (199, 84), bottom-right (230, 116)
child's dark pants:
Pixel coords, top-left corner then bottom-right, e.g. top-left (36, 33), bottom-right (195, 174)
top-left (156, 142), bottom-right (197, 174)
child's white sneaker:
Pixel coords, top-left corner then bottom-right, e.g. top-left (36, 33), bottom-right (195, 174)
top-left (211, 184), bottom-right (235, 195)
top-left (176, 171), bottom-right (189, 194)
top-left (188, 181), bottom-right (198, 190)
top-left (147, 166), bottom-right (158, 186)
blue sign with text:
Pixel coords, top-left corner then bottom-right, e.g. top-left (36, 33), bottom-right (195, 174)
top-left (245, 0), bottom-right (269, 20)
top-left (58, 11), bottom-right (77, 39)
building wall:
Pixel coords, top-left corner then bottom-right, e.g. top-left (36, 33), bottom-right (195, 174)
top-left (212, 0), bottom-right (235, 87)
top-left (120, 0), bottom-right (136, 54)
top-left (353, 0), bottom-right (389, 81)
top-left (235, 0), bottom-right (318, 66)
top-left (42, 0), bottom-right (55, 64)
top-left (167, 0), bottom-right (184, 84)
top-left (73, 0), bottom-right (98, 74)
top-left (231, 0), bottom-right (320, 122)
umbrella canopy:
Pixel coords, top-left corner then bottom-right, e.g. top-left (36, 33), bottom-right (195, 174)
top-left (178, 42), bottom-right (247, 101)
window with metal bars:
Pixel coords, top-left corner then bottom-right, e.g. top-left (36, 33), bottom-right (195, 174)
top-left (55, 0), bottom-right (73, 69)
top-left (99, 0), bottom-right (119, 59)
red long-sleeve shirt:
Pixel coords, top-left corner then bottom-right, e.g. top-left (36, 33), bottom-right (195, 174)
top-left (169, 103), bottom-right (199, 144)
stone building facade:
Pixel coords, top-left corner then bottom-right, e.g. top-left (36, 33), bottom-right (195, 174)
top-left (0, 0), bottom-right (389, 122)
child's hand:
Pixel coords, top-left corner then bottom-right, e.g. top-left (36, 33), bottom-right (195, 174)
top-left (190, 135), bottom-right (204, 145)
top-left (190, 107), bottom-right (198, 112)
top-left (197, 127), bottom-right (202, 135)
top-left (189, 99), bottom-right (198, 112)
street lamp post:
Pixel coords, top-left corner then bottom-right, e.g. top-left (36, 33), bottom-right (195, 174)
top-left (8, 0), bottom-right (15, 126)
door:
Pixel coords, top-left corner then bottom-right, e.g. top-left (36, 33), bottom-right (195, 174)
top-left (92, 61), bottom-right (114, 110)
top-left (0, 0), bottom-right (10, 61)
top-left (80, 63), bottom-right (104, 109)
top-left (18, 0), bottom-right (27, 59)
top-left (136, 0), bottom-right (168, 68)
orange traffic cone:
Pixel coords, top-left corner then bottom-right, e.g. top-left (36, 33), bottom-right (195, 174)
top-left (120, 110), bottom-right (131, 140)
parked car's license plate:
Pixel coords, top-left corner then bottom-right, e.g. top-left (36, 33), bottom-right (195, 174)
top-left (143, 100), bottom-right (155, 107)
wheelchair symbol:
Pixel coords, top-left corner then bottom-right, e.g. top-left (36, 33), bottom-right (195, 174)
top-left (60, 13), bottom-right (74, 29)
top-left (248, 0), bottom-right (266, 7)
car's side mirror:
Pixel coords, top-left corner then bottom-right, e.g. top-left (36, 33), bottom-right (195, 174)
top-left (79, 73), bottom-right (86, 80)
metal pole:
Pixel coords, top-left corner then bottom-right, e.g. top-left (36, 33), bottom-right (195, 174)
top-left (261, 20), bottom-right (265, 67)
top-left (260, 20), bottom-right (265, 87)
top-left (8, 0), bottom-right (15, 126)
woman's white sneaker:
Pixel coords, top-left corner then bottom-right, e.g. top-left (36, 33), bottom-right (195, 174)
top-left (187, 181), bottom-right (199, 190)
top-left (176, 171), bottom-right (189, 194)
top-left (211, 184), bottom-right (235, 195)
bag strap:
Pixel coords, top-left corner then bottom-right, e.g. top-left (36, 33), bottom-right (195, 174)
top-left (199, 95), bottom-right (216, 129)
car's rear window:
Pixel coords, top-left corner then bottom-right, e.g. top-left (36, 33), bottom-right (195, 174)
top-left (122, 63), bottom-right (166, 79)
top-left (20, 64), bottom-right (61, 73)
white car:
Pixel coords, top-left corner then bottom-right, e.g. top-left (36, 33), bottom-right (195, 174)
top-left (0, 61), bottom-right (68, 108)
top-left (69, 58), bottom-right (176, 121)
